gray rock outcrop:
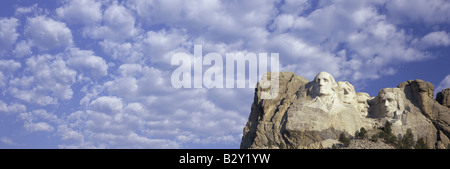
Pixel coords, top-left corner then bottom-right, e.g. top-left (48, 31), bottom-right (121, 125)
top-left (241, 72), bottom-right (450, 149)
top-left (240, 71), bottom-right (308, 149)
top-left (437, 88), bottom-right (450, 108)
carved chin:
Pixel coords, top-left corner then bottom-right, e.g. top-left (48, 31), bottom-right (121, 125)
top-left (385, 108), bottom-right (396, 115)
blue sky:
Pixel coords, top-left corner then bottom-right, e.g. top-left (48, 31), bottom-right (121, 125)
top-left (0, 0), bottom-right (449, 148)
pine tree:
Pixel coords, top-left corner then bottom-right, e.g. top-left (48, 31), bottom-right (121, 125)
top-left (357, 127), bottom-right (368, 139)
top-left (381, 121), bottom-right (398, 146)
top-left (399, 128), bottom-right (414, 149)
top-left (415, 138), bottom-right (428, 149)
top-left (339, 132), bottom-right (350, 147)
top-left (384, 121), bottom-right (392, 135)
top-left (331, 144), bottom-right (337, 149)
top-left (370, 134), bottom-right (378, 142)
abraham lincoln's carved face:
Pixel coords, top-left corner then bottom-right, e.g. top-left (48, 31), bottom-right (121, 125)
top-left (381, 91), bottom-right (398, 117)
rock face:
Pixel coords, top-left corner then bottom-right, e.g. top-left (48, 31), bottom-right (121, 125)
top-left (240, 72), bottom-right (308, 149)
top-left (437, 88), bottom-right (450, 108)
top-left (241, 72), bottom-right (450, 149)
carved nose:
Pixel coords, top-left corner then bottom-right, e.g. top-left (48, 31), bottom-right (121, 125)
top-left (318, 81), bottom-right (324, 86)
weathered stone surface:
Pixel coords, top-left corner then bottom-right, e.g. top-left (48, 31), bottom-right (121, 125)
top-left (398, 80), bottom-right (435, 118)
top-left (284, 72), bottom-right (373, 148)
top-left (437, 88), bottom-right (450, 108)
top-left (241, 72), bottom-right (450, 149)
top-left (398, 80), bottom-right (450, 148)
top-left (343, 139), bottom-right (394, 149)
top-left (240, 71), bottom-right (308, 149)
top-left (437, 130), bottom-right (450, 149)
top-left (368, 87), bottom-right (437, 148)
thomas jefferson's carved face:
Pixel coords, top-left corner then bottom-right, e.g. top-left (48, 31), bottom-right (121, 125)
top-left (314, 72), bottom-right (334, 96)
top-left (339, 82), bottom-right (356, 104)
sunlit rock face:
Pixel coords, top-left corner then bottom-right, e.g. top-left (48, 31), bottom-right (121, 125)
top-left (437, 88), bottom-right (450, 108)
top-left (241, 72), bottom-right (450, 149)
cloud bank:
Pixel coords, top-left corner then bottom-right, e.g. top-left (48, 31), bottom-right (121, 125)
top-left (0, 0), bottom-right (449, 148)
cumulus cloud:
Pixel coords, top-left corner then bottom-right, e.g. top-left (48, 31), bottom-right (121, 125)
top-left (89, 96), bottom-right (123, 113)
top-left (384, 0), bottom-right (450, 24)
top-left (19, 109), bottom-right (59, 132)
top-left (141, 29), bottom-right (190, 64)
top-left (57, 125), bottom-right (84, 141)
top-left (25, 122), bottom-right (54, 132)
top-left (9, 54), bottom-right (76, 105)
top-left (84, 3), bottom-right (137, 42)
top-left (436, 75), bottom-right (450, 95)
top-left (67, 48), bottom-right (108, 78)
top-left (99, 40), bottom-right (143, 63)
top-left (1, 0), bottom-right (450, 149)
top-left (25, 16), bottom-right (73, 50)
top-left (56, 0), bottom-right (102, 25)
top-left (13, 40), bottom-right (32, 57)
top-left (417, 31), bottom-right (450, 49)
top-left (0, 59), bottom-right (21, 71)
top-left (57, 95), bottom-right (181, 148)
top-left (0, 101), bottom-right (26, 114)
top-left (1, 137), bottom-right (16, 146)
top-left (265, 1), bottom-right (432, 81)
top-left (0, 17), bottom-right (19, 52)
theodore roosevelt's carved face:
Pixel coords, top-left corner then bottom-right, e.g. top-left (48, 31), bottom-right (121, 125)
top-left (313, 72), bottom-right (335, 97)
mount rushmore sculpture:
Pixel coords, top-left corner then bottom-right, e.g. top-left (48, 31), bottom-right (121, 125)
top-left (241, 71), bottom-right (450, 149)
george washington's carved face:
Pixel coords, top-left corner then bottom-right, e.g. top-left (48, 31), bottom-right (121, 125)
top-left (313, 72), bottom-right (335, 97)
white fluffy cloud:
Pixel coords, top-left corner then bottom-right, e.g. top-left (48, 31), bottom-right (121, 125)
top-left (59, 95), bottom-right (181, 148)
top-left (67, 48), bottom-right (108, 78)
top-left (9, 54), bottom-right (76, 105)
top-left (417, 31), bottom-right (450, 49)
top-left (385, 0), bottom-right (450, 24)
top-left (13, 40), bottom-right (32, 57)
top-left (0, 101), bottom-right (26, 115)
top-left (56, 0), bottom-right (102, 25)
top-left (0, 17), bottom-right (19, 52)
top-left (436, 75), bottom-right (450, 94)
top-left (1, 0), bottom-right (450, 148)
top-left (89, 96), bottom-right (123, 113)
top-left (0, 59), bottom-right (21, 71)
top-left (19, 109), bottom-right (59, 132)
top-left (0, 137), bottom-right (16, 146)
top-left (265, 1), bottom-right (433, 81)
top-left (25, 16), bottom-right (73, 50)
top-left (84, 3), bottom-right (137, 42)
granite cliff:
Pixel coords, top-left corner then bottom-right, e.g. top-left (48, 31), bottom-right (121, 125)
top-left (241, 72), bottom-right (450, 149)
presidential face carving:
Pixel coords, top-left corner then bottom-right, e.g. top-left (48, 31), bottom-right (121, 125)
top-left (377, 88), bottom-right (404, 119)
top-left (356, 92), bottom-right (370, 117)
top-left (313, 72), bottom-right (336, 97)
top-left (382, 92), bottom-right (397, 116)
top-left (338, 81), bottom-right (356, 104)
